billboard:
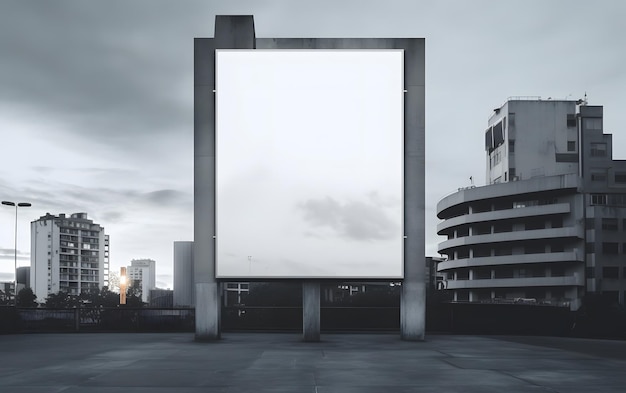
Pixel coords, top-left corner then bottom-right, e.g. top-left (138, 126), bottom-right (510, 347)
top-left (215, 50), bottom-right (404, 278)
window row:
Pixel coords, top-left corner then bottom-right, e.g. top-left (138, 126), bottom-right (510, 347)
top-left (449, 265), bottom-right (571, 281)
top-left (589, 171), bottom-right (626, 183)
top-left (591, 194), bottom-right (626, 206)
top-left (585, 242), bottom-right (626, 254)
top-left (449, 218), bottom-right (564, 239)
top-left (586, 266), bottom-right (626, 279)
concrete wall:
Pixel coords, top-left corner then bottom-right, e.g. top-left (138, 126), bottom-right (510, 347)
top-left (174, 241), bottom-right (194, 307)
top-left (486, 100), bottom-right (578, 185)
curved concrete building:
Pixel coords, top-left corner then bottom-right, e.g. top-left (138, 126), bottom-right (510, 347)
top-left (437, 174), bottom-right (585, 309)
top-left (437, 98), bottom-right (626, 310)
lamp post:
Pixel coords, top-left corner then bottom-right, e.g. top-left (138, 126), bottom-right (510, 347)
top-left (119, 266), bottom-right (127, 305)
top-left (2, 201), bottom-right (32, 305)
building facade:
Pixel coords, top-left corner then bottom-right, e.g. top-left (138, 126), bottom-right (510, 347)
top-left (30, 213), bottom-right (109, 300)
top-left (127, 259), bottom-right (156, 303)
top-left (437, 98), bottom-right (626, 310)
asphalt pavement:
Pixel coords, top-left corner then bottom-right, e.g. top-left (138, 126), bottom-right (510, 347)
top-left (1, 332), bottom-right (626, 392)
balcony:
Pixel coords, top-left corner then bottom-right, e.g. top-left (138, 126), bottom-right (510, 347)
top-left (438, 226), bottom-right (584, 253)
top-left (437, 174), bottom-right (580, 218)
top-left (445, 274), bottom-right (583, 289)
top-left (437, 203), bottom-right (571, 234)
top-left (437, 251), bottom-right (583, 271)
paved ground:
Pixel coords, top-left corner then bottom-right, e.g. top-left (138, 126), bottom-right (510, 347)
top-left (1, 332), bottom-right (626, 392)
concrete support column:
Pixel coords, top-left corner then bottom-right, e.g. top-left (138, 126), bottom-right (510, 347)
top-left (302, 281), bottom-right (320, 342)
top-left (195, 282), bottom-right (220, 340)
top-left (194, 15), bottom-right (256, 341)
top-left (401, 38), bottom-right (425, 341)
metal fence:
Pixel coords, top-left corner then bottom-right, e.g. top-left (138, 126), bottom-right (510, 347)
top-left (4, 303), bottom-right (617, 338)
top-left (3, 307), bottom-right (195, 333)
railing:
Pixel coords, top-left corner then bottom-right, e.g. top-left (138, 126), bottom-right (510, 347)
top-left (1, 307), bottom-right (194, 333)
top-left (1, 303), bottom-right (620, 338)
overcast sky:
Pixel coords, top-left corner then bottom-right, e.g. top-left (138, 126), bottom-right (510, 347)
top-left (1, 0), bottom-right (625, 290)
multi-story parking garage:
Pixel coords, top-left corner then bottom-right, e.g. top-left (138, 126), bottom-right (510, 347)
top-left (437, 174), bottom-right (585, 309)
top-left (437, 98), bottom-right (626, 310)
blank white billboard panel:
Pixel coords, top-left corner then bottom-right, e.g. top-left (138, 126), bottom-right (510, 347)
top-left (215, 50), bottom-right (404, 278)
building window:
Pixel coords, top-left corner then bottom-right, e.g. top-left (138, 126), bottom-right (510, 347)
top-left (509, 140), bottom-right (515, 153)
top-left (494, 247), bottom-right (512, 256)
top-left (591, 172), bottom-right (606, 181)
top-left (524, 244), bottom-right (545, 254)
top-left (615, 173), bottom-right (626, 183)
top-left (456, 290), bottom-right (469, 301)
top-left (586, 267), bottom-right (595, 278)
top-left (509, 113), bottom-right (515, 127)
top-left (602, 291), bottom-right (619, 302)
top-left (586, 242), bottom-right (595, 253)
top-left (567, 141), bottom-right (576, 151)
top-left (493, 223), bottom-right (512, 233)
top-left (591, 194), bottom-right (607, 205)
top-left (525, 219), bottom-right (545, 230)
top-left (509, 168), bottom-right (516, 180)
top-left (602, 242), bottom-right (619, 254)
top-left (602, 218), bottom-right (618, 230)
top-left (551, 243), bottom-right (564, 252)
top-left (590, 143), bottom-right (607, 157)
top-left (603, 267), bottom-right (619, 279)
top-left (552, 266), bottom-right (565, 277)
top-left (566, 114), bottom-right (576, 128)
top-left (584, 118), bottom-right (602, 130)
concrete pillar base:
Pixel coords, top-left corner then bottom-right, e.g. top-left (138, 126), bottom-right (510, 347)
top-left (195, 282), bottom-right (220, 341)
top-left (302, 282), bottom-right (320, 342)
top-left (400, 280), bottom-right (425, 341)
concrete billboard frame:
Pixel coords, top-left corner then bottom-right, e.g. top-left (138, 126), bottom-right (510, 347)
top-left (194, 15), bottom-right (425, 341)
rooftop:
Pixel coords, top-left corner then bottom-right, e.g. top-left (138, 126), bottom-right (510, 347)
top-left (1, 332), bottom-right (626, 392)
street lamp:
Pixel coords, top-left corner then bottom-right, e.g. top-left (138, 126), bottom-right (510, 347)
top-left (119, 266), bottom-right (127, 305)
top-left (2, 201), bottom-right (32, 305)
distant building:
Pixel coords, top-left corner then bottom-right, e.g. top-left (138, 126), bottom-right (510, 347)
top-left (0, 282), bottom-right (16, 303)
top-left (173, 241), bottom-right (194, 307)
top-left (30, 213), bottom-right (109, 300)
top-left (425, 256), bottom-right (445, 292)
top-left (437, 98), bottom-right (626, 310)
top-left (127, 259), bottom-right (156, 303)
top-left (149, 289), bottom-right (173, 308)
top-left (16, 266), bottom-right (30, 293)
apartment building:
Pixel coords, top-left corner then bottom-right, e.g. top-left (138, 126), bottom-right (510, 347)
top-left (30, 213), bottom-right (109, 300)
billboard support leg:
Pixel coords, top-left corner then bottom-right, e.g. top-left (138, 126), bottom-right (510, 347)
top-left (302, 281), bottom-right (320, 342)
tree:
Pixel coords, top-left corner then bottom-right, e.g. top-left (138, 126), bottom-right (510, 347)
top-left (16, 287), bottom-right (37, 307)
top-left (44, 291), bottom-right (80, 308)
top-left (0, 288), bottom-right (10, 305)
top-left (125, 281), bottom-right (144, 307)
top-left (80, 287), bottom-right (119, 308)
top-left (108, 271), bottom-right (120, 293)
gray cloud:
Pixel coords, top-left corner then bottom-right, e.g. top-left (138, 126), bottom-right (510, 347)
top-left (298, 195), bottom-right (399, 241)
top-left (143, 189), bottom-right (188, 206)
top-left (0, 248), bottom-right (30, 260)
top-left (0, 1), bottom-right (196, 154)
top-left (100, 211), bottom-right (124, 223)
